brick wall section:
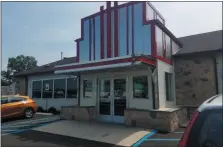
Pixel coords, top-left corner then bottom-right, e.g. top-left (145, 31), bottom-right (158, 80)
top-left (175, 55), bottom-right (217, 106)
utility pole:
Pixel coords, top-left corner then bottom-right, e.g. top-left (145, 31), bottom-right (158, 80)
top-left (61, 52), bottom-right (63, 60)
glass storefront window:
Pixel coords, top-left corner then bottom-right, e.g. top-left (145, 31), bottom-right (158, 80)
top-left (83, 80), bottom-right (93, 98)
top-left (114, 79), bottom-right (126, 99)
top-left (133, 76), bottom-right (148, 99)
top-left (100, 79), bottom-right (111, 99)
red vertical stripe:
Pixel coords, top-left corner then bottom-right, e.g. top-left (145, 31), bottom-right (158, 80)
top-left (106, 2), bottom-right (112, 58)
top-left (114, 2), bottom-right (119, 57)
top-left (126, 6), bottom-right (129, 55)
top-left (151, 22), bottom-right (157, 57)
top-left (163, 32), bottom-right (166, 57)
top-left (76, 41), bottom-right (79, 62)
top-left (142, 2), bottom-right (146, 24)
top-left (132, 5), bottom-right (134, 54)
top-left (89, 19), bottom-right (92, 61)
top-left (100, 6), bottom-right (104, 59)
top-left (93, 17), bottom-right (96, 60)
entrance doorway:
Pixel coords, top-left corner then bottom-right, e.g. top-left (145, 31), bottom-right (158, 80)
top-left (98, 77), bottom-right (127, 124)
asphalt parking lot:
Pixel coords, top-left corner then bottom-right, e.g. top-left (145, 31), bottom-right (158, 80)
top-left (1, 114), bottom-right (115, 147)
top-left (1, 114), bottom-right (185, 147)
top-left (1, 114), bottom-right (60, 136)
top-left (137, 128), bottom-right (185, 147)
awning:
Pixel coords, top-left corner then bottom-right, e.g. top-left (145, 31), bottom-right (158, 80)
top-left (54, 56), bottom-right (156, 74)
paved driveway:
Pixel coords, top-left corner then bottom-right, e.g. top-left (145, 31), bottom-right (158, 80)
top-left (2, 130), bottom-right (114, 147)
top-left (1, 114), bottom-right (115, 147)
top-left (1, 114), bottom-right (185, 147)
top-left (1, 114), bottom-right (60, 136)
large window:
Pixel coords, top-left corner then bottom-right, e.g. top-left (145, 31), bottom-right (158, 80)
top-left (83, 80), bottom-right (93, 98)
top-left (32, 81), bottom-right (42, 98)
top-left (66, 78), bottom-right (78, 98)
top-left (42, 80), bottom-right (53, 98)
top-left (146, 3), bottom-right (154, 20)
top-left (165, 72), bottom-right (174, 101)
top-left (54, 79), bottom-right (66, 98)
top-left (172, 41), bottom-right (179, 54)
top-left (155, 26), bottom-right (163, 57)
top-left (165, 34), bottom-right (171, 60)
top-left (133, 76), bottom-right (148, 99)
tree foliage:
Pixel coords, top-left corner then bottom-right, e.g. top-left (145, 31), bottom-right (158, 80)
top-left (1, 55), bottom-right (38, 85)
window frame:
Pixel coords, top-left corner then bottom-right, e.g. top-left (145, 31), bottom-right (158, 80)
top-left (165, 72), bottom-right (174, 101)
top-left (132, 75), bottom-right (150, 99)
top-left (53, 78), bottom-right (66, 99)
top-left (42, 79), bottom-right (54, 99)
top-left (32, 80), bottom-right (43, 99)
top-left (66, 77), bottom-right (78, 99)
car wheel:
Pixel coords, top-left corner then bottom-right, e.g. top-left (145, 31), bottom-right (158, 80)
top-left (24, 108), bottom-right (34, 118)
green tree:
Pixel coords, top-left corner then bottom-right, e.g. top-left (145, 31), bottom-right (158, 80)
top-left (1, 55), bottom-right (38, 84)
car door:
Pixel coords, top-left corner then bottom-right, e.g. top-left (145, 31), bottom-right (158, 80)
top-left (1, 97), bottom-right (9, 118)
top-left (5, 96), bottom-right (26, 117)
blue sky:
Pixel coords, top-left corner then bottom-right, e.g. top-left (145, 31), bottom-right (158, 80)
top-left (2, 2), bottom-right (222, 69)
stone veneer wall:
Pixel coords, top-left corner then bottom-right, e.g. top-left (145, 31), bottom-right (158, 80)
top-left (60, 106), bottom-right (187, 133)
top-left (124, 108), bottom-right (187, 133)
top-left (175, 55), bottom-right (217, 106)
top-left (186, 106), bottom-right (198, 120)
top-left (60, 106), bottom-right (95, 121)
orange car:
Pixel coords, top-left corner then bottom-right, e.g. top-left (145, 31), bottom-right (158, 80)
top-left (1, 95), bottom-right (37, 119)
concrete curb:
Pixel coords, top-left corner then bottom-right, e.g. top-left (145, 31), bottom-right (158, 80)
top-left (36, 112), bottom-right (53, 116)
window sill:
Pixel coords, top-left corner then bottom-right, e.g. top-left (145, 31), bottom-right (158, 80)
top-left (83, 97), bottom-right (92, 99)
top-left (133, 97), bottom-right (150, 100)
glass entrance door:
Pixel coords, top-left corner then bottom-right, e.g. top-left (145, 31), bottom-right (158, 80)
top-left (113, 78), bottom-right (126, 123)
top-left (98, 78), bottom-right (126, 123)
top-left (99, 79), bottom-right (112, 122)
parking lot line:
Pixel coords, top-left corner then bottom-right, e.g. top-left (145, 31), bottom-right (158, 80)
top-left (132, 130), bottom-right (157, 147)
top-left (1, 123), bottom-right (48, 136)
top-left (1, 119), bottom-right (61, 136)
top-left (1, 130), bottom-right (17, 132)
top-left (173, 132), bottom-right (184, 134)
top-left (146, 138), bottom-right (180, 141)
top-left (2, 124), bottom-right (37, 128)
top-left (2, 116), bottom-right (60, 127)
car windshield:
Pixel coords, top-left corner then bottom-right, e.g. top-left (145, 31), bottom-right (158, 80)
top-left (187, 109), bottom-right (222, 147)
top-left (1, 96), bottom-right (9, 104)
top-left (198, 112), bottom-right (222, 147)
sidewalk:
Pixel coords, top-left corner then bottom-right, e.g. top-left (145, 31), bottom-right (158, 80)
top-left (32, 120), bottom-right (153, 147)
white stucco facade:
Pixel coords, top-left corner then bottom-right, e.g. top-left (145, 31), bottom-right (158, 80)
top-left (157, 59), bottom-right (176, 109)
top-left (27, 73), bottom-right (78, 111)
top-left (26, 61), bottom-right (178, 113)
top-left (79, 69), bottom-right (154, 111)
